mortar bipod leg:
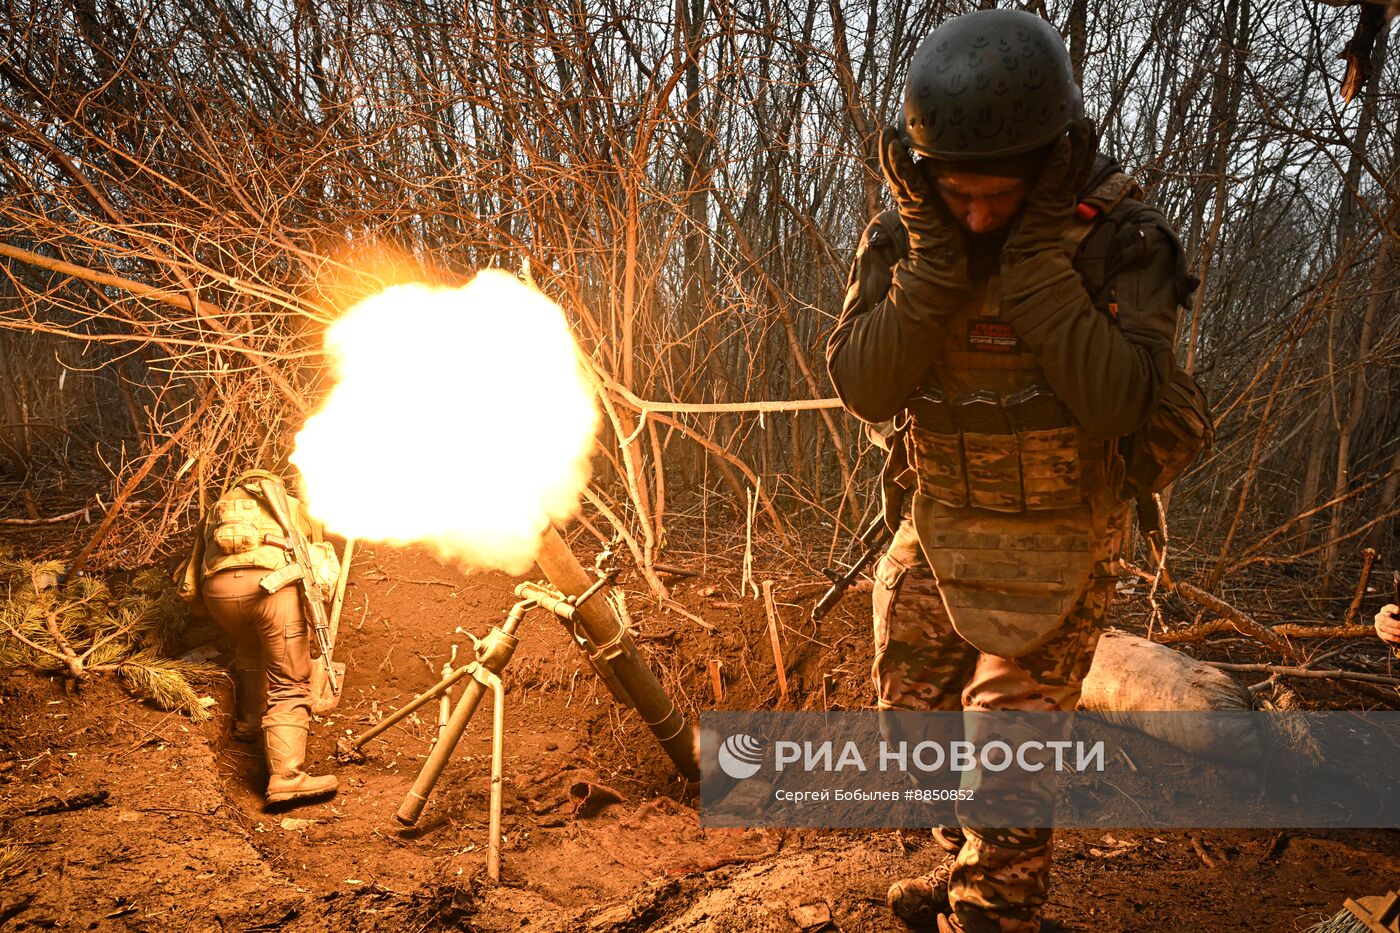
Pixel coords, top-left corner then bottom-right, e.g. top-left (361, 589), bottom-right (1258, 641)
top-left (343, 661), bottom-right (478, 755)
top-left (396, 625), bottom-right (519, 826)
top-left (484, 669), bottom-right (505, 883)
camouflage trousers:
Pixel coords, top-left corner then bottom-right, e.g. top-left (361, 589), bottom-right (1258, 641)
top-left (872, 517), bottom-right (1117, 933)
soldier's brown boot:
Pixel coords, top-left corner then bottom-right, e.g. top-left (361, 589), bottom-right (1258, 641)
top-left (232, 667), bottom-right (266, 742)
top-left (264, 715), bottom-right (338, 806)
top-left (887, 863), bottom-right (951, 928)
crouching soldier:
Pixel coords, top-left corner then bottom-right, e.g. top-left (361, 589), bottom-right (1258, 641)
top-left (189, 470), bottom-right (340, 807)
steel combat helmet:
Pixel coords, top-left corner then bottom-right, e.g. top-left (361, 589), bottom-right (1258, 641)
top-left (903, 9), bottom-right (1083, 161)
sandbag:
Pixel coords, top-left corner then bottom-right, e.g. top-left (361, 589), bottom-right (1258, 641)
top-left (1079, 629), bottom-right (1261, 762)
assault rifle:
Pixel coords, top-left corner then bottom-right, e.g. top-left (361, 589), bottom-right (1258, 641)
top-left (811, 513), bottom-right (893, 622)
top-left (254, 479), bottom-right (341, 697)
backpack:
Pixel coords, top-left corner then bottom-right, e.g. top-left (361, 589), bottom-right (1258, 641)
top-left (1121, 366), bottom-right (1213, 499)
top-left (1063, 169), bottom-right (1214, 501)
top-left (176, 471), bottom-right (339, 603)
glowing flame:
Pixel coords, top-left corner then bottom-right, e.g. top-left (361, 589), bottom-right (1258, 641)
top-left (291, 270), bottom-right (599, 575)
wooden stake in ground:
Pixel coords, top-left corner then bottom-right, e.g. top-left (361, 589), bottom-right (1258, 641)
top-left (709, 659), bottom-right (725, 703)
top-left (310, 538), bottom-right (355, 714)
top-left (1343, 547), bottom-right (1377, 626)
top-left (327, 538), bottom-right (356, 647)
top-left (742, 484), bottom-right (759, 599)
top-left (761, 580), bottom-right (788, 702)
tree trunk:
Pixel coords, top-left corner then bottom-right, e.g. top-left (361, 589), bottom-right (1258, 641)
top-left (1323, 28), bottom-right (1391, 578)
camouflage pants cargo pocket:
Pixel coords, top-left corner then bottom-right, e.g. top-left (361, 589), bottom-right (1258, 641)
top-left (1013, 576), bottom-right (1116, 696)
top-left (203, 568), bottom-right (314, 724)
top-left (872, 521), bottom-right (977, 712)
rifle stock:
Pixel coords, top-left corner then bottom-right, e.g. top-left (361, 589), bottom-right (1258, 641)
top-left (811, 515), bottom-right (893, 622)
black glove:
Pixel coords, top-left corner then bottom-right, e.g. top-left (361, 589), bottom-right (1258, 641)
top-left (1002, 119), bottom-right (1099, 264)
top-left (878, 126), bottom-right (969, 288)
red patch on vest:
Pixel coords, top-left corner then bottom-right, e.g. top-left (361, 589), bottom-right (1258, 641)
top-left (966, 320), bottom-right (1022, 353)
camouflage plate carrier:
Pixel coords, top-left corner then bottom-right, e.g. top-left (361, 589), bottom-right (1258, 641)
top-left (906, 171), bottom-right (1145, 657)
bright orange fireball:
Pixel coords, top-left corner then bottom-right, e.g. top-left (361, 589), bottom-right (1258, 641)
top-left (291, 270), bottom-right (599, 575)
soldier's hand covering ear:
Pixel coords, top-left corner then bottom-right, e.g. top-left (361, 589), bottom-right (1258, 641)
top-left (878, 126), bottom-right (969, 287)
top-left (1003, 119), bottom-right (1099, 263)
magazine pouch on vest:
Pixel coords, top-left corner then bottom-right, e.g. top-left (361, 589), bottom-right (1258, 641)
top-left (210, 497), bottom-right (274, 554)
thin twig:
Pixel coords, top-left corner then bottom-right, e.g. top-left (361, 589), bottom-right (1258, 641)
top-left (67, 389), bottom-right (214, 578)
top-left (0, 506), bottom-right (89, 526)
top-left (1144, 492), bottom-right (1170, 640)
top-left (1203, 661), bottom-right (1400, 687)
top-left (663, 598), bottom-right (715, 634)
top-left (0, 618), bottom-right (69, 665)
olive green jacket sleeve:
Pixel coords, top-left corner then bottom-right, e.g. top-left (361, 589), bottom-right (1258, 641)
top-left (828, 206), bottom-right (1188, 439)
top-left (1001, 216), bottom-right (1185, 439)
top-left (825, 211), bottom-right (967, 424)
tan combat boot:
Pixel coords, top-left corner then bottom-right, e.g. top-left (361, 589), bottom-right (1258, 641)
top-left (887, 862), bottom-right (951, 928)
top-left (263, 713), bottom-right (338, 806)
top-left (232, 667), bottom-right (266, 742)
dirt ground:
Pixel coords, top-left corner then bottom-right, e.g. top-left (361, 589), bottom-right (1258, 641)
top-left (2, 535), bottom-right (1398, 932)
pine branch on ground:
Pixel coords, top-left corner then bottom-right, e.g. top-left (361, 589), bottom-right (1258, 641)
top-left (0, 546), bottom-right (217, 720)
top-left (0, 841), bottom-right (30, 881)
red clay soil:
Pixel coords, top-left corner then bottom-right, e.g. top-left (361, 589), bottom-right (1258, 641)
top-left (1, 537), bottom-right (1397, 931)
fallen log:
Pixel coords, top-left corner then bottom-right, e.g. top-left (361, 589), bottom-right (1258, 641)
top-left (1154, 619), bottom-right (1375, 643)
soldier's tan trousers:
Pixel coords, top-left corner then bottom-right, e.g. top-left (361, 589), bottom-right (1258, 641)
top-left (202, 568), bottom-right (313, 726)
top-left (873, 518), bottom-right (1115, 933)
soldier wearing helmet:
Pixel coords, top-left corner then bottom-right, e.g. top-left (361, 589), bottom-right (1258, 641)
top-left (827, 10), bottom-right (1195, 933)
top-left (190, 470), bottom-right (341, 807)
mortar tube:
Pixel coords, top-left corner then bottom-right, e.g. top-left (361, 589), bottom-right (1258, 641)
top-left (534, 525), bottom-right (700, 780)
